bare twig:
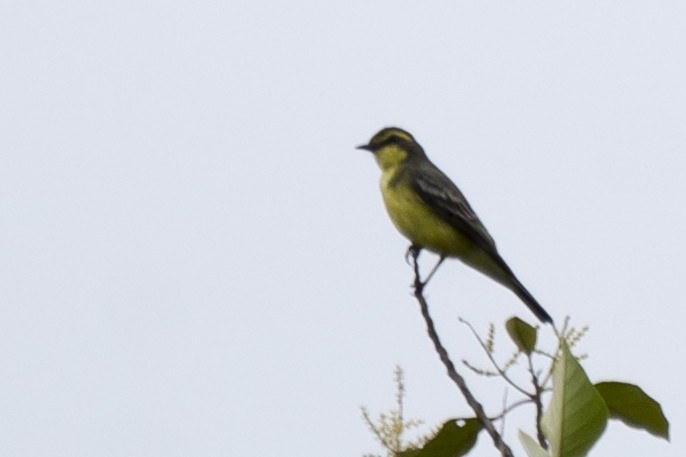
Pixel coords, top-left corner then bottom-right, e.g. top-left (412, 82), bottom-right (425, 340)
top-left (499, 389), bottom-right (508, 437)
top-left (461, 359), bottom-right (499, 377)
top-left (527, 353), bottom-right (547, 449)
top-left (490, 397), bottom-right (536, 422)
top-left (460, 318), bottom-right (533, 398)
top-left (393, 366), bottom-right (404, 452)
top-left (409, 249), bottom-right (514, 457)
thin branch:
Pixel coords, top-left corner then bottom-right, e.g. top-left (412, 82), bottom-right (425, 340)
top-left (540, 322), bottom-right (566, 388)
top-left (499, 389), bottom-right (508, 437)
top-left (527, 353), bottom-right (547, 449)
top-left (460, 318), bottom-right (533, 398)
top-left (409, 250), bottom-right (514, 457)
top-left (490, 397), bottom-right (536, 422)
top-left (462, 359), bottom-right (499, 377)
top-left (393, 366), bottom-right (404, 452)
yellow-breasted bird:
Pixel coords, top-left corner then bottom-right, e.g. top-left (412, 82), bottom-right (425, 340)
top-left (358, 127), bottom-right (553, 324)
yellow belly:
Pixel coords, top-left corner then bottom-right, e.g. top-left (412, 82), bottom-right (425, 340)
top-left (380, 172), bottom-right (511, 287)
top-left (381, 175), bottom-right (471, 256)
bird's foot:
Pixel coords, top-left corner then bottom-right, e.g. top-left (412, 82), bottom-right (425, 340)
top-left (405, 245), bottom-right (422, 265)
top-left (406, 245), bottom-right (426, 293)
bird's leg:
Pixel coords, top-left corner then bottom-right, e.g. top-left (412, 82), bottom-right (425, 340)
top-left (423, 255), bottom-right (446, 286)
top-left (405, 244), bottom-right (422, 265)
top-left (406, 245), bottom-right (424, 293)
top-left (406, 245), bottom-right (446, 292)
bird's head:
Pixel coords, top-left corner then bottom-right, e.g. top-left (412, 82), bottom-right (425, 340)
top-left (357, 127), bottom-right (426, 171)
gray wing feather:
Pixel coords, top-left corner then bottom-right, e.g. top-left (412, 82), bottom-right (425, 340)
top-left (410, 165), bottom-right (498, 254)
top-left (408, 163), bottom-right (553, 323)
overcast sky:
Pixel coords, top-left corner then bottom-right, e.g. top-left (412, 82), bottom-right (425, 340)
top-left (1, 1), bottom-right (684, 456)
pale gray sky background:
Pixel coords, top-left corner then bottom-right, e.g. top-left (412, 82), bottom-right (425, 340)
top-left (1, 1), bottom-right (684, 456)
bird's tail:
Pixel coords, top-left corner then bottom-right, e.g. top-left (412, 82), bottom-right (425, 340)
top-left (509, 278), bottom-right (553, 324)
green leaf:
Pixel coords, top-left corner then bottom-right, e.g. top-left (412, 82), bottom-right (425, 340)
top-left (541, 340), bottom-right (608, 457)
top-left (595, 381), bottom-right (669, 440)
top-left (399, 418), bottom-right (481, 457)
top-left (506, 317), bottom-right (537, 354)
top-left (518, 431), bottom-right (550, 457)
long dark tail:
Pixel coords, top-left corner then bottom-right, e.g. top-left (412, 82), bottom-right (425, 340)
top-left (485, 250), bottom-right (554, 324)
top-left (510, 277), bottom-right (553, 324)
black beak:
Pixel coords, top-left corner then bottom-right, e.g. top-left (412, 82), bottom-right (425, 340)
top-left (356, 144), bottom-right (373, 152)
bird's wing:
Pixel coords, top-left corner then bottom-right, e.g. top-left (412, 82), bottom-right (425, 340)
top-left (410, 165), bottom-right (499, 254)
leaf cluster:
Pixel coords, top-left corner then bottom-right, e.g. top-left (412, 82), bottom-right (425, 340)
top-left (362, 318), bottom-right (668, 457)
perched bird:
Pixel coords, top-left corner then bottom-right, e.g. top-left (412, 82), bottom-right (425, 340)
top-left (358, 127), bottom-right (553, 323)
